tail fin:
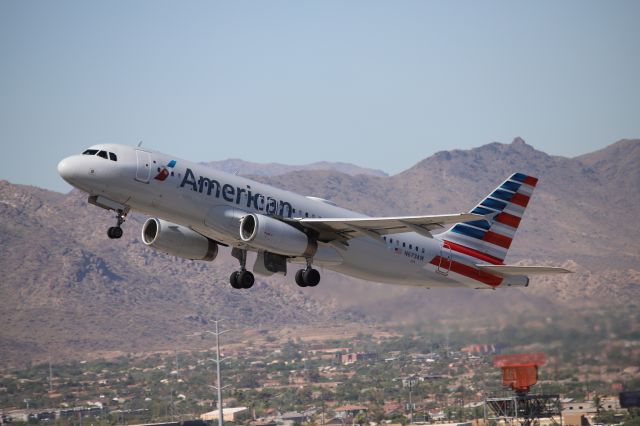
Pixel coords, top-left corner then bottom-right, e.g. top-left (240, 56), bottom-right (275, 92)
top-left (439, 173), bottom-right (538, 264)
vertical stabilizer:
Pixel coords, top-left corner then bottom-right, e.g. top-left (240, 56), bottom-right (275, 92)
top-left (439, 173), bottom-right (538, 264)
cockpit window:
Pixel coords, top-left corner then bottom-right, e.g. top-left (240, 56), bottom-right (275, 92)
top-left (97, 151), bottom-right (108, 159)
top-left (82, 149), bottom-right (98, 155)
top-left (109, 152), bottom-right (117, 161)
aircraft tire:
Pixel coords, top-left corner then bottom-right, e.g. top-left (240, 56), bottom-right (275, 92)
top-left (112, 227), bottom-right (123, 239)
top-left (295, 269), bottom-right (306, 287)
top-left (239, 271), bottom-right (254, 289)
top-left (107, 226), bottom-right (123, 239)
top-left (230, 271), bottom-right (242, 289)
top-left (303, 268), bottom-right (320, 287)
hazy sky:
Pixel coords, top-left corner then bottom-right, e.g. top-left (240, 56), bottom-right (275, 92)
top-left (1, 1), bottom-right (639, 193)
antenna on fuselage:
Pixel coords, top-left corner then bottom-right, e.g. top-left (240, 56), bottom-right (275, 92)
top-left (137, 140), bottom-right (143, 147)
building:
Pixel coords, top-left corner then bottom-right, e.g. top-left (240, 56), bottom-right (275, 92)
top-left (250, 419), bottom-right (277, 426)
top-left (562, 400), bottom-right (596, 426)
top-left (200, 407), bottom-right (250, 423)
top-left (278, 411), bottom-right (312, 424)
top-left (333, 405), bottom-right (368, 419)
top-left (461, 344), bottom-right (502, 355)
top-left (335, 352), bottom-right (378, 365)
top-left (427, 423), bottom-right (472, 426)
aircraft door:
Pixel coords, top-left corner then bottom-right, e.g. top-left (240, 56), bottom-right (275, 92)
top-left (437, 241), bottom-right (452, 275)
top-left (135, 150), bottom-right (151, 183)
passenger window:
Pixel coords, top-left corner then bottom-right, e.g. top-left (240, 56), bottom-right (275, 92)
top-left (409, 244), bottom-right (412, 249)
top-left (97, 151), bottom-right (108, 159)
top-left (305, 212), bottom-right (309, 217)
top-left (82, 149), bottom-right (98, 155)
top-left (109, 152), bottom-right (117, 161)
top-left (403, 242), bottom-right (406, 247)
top-left (389, 238), bottom-right (393, 243)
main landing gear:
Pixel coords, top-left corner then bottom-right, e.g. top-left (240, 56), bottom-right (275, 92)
top-left (230, 248), bottom-right (254, 289)
top-left (107, 210), bottom-right (126, 239)
top-left (295, 258), bottom-right (320, 287)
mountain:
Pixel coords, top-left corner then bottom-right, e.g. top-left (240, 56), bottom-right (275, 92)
top-left (201, 159), bottom-right (388, 178)
top-left (1, 138), bottom-right (639, 368)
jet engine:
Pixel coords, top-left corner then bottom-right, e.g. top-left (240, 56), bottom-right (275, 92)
top-left (239, 213), bottom-right (317, 257)
top-left (142, 218), bottom-right (218, 261)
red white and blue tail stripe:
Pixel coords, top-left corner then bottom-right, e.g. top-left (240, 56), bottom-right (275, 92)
top-left (440, 172), bottom-right (538, 264)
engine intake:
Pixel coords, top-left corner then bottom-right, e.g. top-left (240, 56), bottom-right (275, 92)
top-left (142, 218), bottom-right (218, 261)
top-left (240, 213), bottom-right (317, 257)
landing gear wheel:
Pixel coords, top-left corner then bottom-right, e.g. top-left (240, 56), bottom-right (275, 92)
top-left (295, 269), bottom-right (306, 287)
top-left (230, 248), bottom-right (254, 289)
top-left (107, 209), bottom-right (127, 239)
top-left (107, 226), bottom-right (123, 239)
top-left (295, 268), bottom-right (320, 287)
top-left (238, 270), bottom-right (255, 289)
top-left (230, 271), bottom-right (242, 289)
top-left (303, 268), bottom-right (320, 287)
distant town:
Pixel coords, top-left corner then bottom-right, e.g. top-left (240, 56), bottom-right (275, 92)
top-left (1, 305), bottom-right (639, 426)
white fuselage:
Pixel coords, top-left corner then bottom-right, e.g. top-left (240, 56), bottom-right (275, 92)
top-left (58, 144), bottom-right (512, 289)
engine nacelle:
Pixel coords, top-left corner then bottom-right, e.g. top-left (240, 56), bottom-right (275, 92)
top-left (239, 213), bottom-right (317, 257)
top-left (142, 218), bottom-right (218, 261)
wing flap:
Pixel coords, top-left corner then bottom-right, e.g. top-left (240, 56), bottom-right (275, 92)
top-left (476, 265), bottom-right (572, 276)
top-left (297, 213), bottom-right (483, 242)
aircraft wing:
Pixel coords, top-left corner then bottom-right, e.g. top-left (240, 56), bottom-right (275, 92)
top-left (475, 265), bottom-right (572, 276)
top-left (293, 213), bottom-right (484, 243)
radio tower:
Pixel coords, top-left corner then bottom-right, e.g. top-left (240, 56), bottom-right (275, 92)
top-left (484, 353), bottom-right (562, 426)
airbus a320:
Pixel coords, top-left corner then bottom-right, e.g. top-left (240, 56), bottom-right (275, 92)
top-left (58, 144), bottom-right (570, 289)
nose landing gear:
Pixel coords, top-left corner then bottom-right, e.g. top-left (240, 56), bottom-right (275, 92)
top-left (230, 248), bottom-right (255, 289)
top-left (107, 210), bottom-right (127, 239)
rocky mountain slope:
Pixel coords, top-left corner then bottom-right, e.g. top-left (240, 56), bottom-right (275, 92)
top-left (201, 159), bottom-right (387, 177)
top-left (1, 138), bottom-right (638, 368)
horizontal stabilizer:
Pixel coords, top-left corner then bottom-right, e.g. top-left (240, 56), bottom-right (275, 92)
top-left (475, 265), bottom-right (572, 276)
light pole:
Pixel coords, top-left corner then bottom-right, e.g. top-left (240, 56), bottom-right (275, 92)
top-left (405, 375), bottom-right (417, 424)
top-left (409, 379), bottom-right (413, 424)
top-left (188, 320), bottom-right (230, 426)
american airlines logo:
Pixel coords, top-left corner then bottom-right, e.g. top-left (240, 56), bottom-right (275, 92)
top-left (179, 168), bottom-right (296, 218)
top-left (154, 160), bottom-right (177, 181)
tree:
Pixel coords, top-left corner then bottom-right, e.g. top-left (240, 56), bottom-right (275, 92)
top-left (354, 412), bottom-right (368, 425)
top-left (368, 405), bottom-right (386, 423)
top-left (594, 410), bottom-right (620, 425)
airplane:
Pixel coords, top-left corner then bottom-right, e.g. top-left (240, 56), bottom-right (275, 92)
top-left (57, 144), bottom-right (570, 290)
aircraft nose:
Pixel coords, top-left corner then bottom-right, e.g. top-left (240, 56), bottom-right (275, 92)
top-left (57, 156), bottom-right (81, 184)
